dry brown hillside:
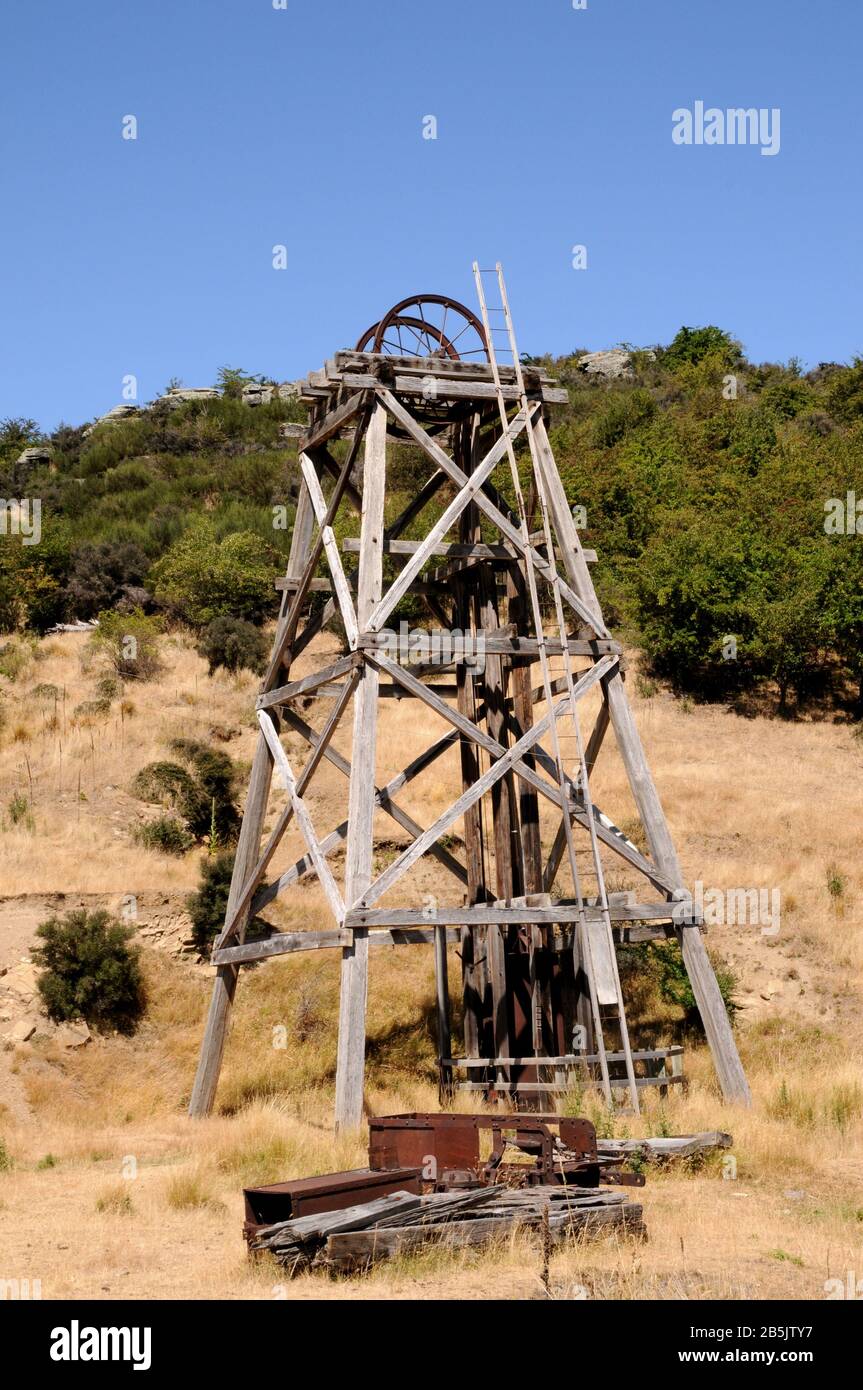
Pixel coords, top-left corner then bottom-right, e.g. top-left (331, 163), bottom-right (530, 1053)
top-left (0, 629), bottom-right (861, 1300)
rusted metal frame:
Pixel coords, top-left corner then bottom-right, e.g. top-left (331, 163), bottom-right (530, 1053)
top-left (214, 672), bottom-right (360, 952)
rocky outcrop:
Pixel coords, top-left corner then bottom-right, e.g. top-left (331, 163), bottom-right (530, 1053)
top-left (15, 445), bottom-right (52, 466)
top-left (576, 348), bottom-right (655, 380)
top-left (153, 387), bottom-right (220, 410)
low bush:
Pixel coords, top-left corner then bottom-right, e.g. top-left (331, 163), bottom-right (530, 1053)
top-left (33, 908), bottom-right (146, 1035)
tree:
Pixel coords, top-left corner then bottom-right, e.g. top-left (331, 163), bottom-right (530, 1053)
top-left (662, 325), bottom-right (742, 372)
top-left (33, 909), bottom-right (146, 1035)
top-left (197, 615), bottom-right (268, 675)
top-left (65, 542), bottom-right (149, 619)
top-left (150, 519), bottom-right (278, 627)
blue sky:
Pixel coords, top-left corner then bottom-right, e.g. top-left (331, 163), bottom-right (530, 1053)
top-left (2, 0), bottom-right (861, 431)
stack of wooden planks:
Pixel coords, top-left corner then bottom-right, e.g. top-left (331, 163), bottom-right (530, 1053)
top-left (251, 1183), bottom-right (646, 1276)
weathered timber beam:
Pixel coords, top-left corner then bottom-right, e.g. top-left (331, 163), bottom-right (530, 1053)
top-left (344, 902), bottom-right (699, 928)
top-left (376, 389), bottom-right (604, 637)
top-left (257, 653), bottom-right (359, 709)
top-left (300, 390), bottom-right (368, 454)
top-left (212, 925), bottom-right (462, 967)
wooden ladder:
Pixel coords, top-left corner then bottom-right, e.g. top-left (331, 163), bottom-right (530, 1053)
top-left (472, 261), bottom-right (640, 1114)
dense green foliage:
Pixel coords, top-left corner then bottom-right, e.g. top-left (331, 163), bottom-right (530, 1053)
top-left (185, 851), bottom-right (240, 956)
top-left (3, 339), bottom-right (862, 711)
top-left (197, 615), bottom-right (269, 675)
top-left (0, 382), bottom-right (304, 633)
top-left (133, 738), bottom-right (240, 849)
top-left (33, 909), bottom-right (146, 1035)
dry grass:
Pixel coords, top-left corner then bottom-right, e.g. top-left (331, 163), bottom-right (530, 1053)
top-left (0, 630), bottom-right (861, 1299)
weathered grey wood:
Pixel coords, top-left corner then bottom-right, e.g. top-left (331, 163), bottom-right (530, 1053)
top-left (327, 371), bottom-right (567, 404)
top-left (321, 1200), bottom-right (644, 1270)
top-left (215, 672), bottom-right (358, 951)
top-left (300, 388), bottom-right (368, 453)
top-left (300, 452), bottom-right (359, 647)
top-left (354, 687), bottom-right (586, 912)
top-left (343, 538), bottom-right (519, 560)
top-left (366, 649), bottom-right (618, 824)
top-left (344, 901), bottom-right (696, 928)
top-left (189, 470), bottom-right (318, 1118)
top-left (213, 930), bottom-right (351, 966)
top-left (531, 416), bottom-right (750, 1105)
top-left (544, 697), bottom-right (610, 891)
top-left (257, 711), bottom-right (346, 925)
top-left (377, 388), bottom-right (601, 635)
top-left (365, 407), bottom-right (533, 634)
top-left (277, 706), bottom-right (468, 889)
top-left (257, 653), bottom-right (359, 710)
top-left (335, 399), bottom-right (387, 1131)
top-left (357, 632), bottom-right (622, 657)
top-left (334, 348), bottom-right (556, 384)
top-left (434, 924), bottom-right (451, 1097)
top-left (212, 925), bottom-right (462, 967)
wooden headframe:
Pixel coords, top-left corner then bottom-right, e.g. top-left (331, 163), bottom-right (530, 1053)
top-left (188, 346), bottom-right (751, 1127)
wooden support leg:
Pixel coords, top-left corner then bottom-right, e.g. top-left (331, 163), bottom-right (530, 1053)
top-left (532, 415), bottom-right (751, 1106)
top-left (188, 481), bottom-right (316, 1119)
top-left (334, 401), bottom-right (387, 1131)
top-left (434, 924), bottom-right (452, 1102)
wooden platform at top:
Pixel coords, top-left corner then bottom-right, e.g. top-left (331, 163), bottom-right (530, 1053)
top-left (296, 350), bottom-right (569, 415)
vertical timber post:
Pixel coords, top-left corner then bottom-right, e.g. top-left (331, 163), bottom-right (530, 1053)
top-left (188, 480), bottom-right (316, 1117)
top-left (334, 398), bottom-right (387, 1130)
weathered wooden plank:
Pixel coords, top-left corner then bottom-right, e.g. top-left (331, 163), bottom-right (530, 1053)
top-left (257, 711), bottom-right (346, 925)
top-left (300, 452), bottom-right (359, 647)
top-left (335, 398), bottom-right (387, 1132)
top-left (299, 389), bottom-right (368, 453)
top-left (257, 653), bottom-right (359, 710)
top-left (364, 407), bottom-right (533, 634)
top-left (376, 389), bottom-right (601, 635)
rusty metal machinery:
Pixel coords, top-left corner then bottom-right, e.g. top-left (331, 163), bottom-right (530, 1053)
top-left (355, 293), bottom-right (489, 361)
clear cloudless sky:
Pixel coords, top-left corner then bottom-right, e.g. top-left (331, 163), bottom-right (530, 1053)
top-left (1, 0), bottom-right (861, 430)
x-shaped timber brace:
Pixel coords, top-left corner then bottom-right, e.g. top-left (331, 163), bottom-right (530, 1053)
top-left (189, 354), bottom-right (751, 1129)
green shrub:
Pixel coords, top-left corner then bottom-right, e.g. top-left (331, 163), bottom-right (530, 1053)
top-left (64, 542), bottom-right (149, 620)
top-left (8, 791), bottom-right (32, 827)
top-left (197, 616), bottom-right (268, 675)
top-left (150, 519), bottom-right (278, 628)
top-left (662, 325), bottom-right (742, 371)
top-left (186, 851), bottom-right (235, 956)
top-left (135, 814), bottom-right (194, 855)
top-left (133, 741), bottom-right (239, 846)
top-left (33, 909), bottom-right (146, 1035)
top-left (185, 851), bottom-right (271, 958)
top-left (87, 608), bottom-right (162, 680)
